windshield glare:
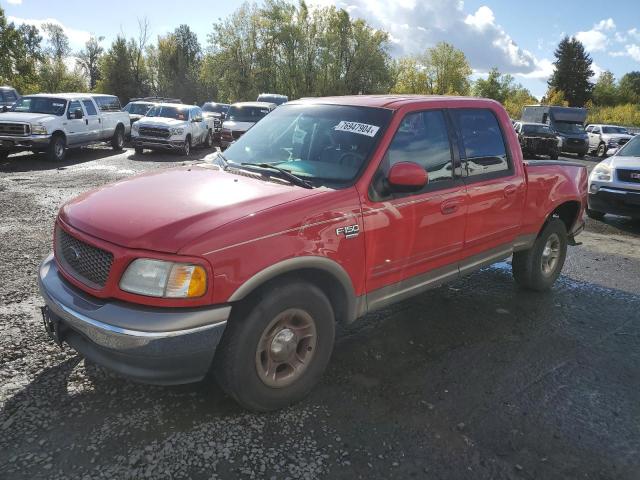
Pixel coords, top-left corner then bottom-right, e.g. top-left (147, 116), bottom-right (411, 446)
top-left (12, 97), bottom-right (67, 116)
top-left (523, 124), bottom-right (552, 134)
top-left (202, 103), bottom-right (228, 114)
top-left (555, 122), bottom-right (585, 134)
top-left (221, 104), bottom-right (392, 185)
top-left (146, 105), bottom-right (188, 120)
top-left (616, 135), bottom-right (640, 157)
top-left (227, 106), bottom-right (271, 123)
top-left (602, 126), bottom-right (629, 134)
top-left (125, 103), bottom-right (153, 115)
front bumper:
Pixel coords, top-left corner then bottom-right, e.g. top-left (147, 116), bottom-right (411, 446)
top-left (38, 254), bottom-right (230, 385)
top-left (132, 136), bottom-right (185, 151)
top-left (0, 134), bottom-right (51, 151)
top-left (588, 187), bottom-right (640, 219)
top-left (560, 139), bottom-right (588, 155)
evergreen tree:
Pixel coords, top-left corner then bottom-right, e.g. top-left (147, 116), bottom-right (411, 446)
top-left (548, 36), bottom-right (593, 107)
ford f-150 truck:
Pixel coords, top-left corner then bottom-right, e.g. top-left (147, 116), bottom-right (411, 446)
top-left (38, 96), bottom-right (587, 411)
top-left (131, 103), bottom-right (215, 156)
top-left (0, 93), bottom-right (130, 161)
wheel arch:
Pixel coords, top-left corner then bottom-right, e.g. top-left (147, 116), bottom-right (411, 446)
top-left (547, 200), bottom-right (581, 233)
top-left (228, 256), bottom-right (360, 324)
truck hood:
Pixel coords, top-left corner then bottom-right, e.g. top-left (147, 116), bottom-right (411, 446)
top-left (59, 165), bottom-right (323, 253)
top-left (137, 117), bottom-right (188, 128)
top-left (223, 120), bottom-right (255, 132)
top-left (0, 112), bottom-right (58, 123)
top-left (609, 155), bottom-right (640, 169)
top-left (602, 133), bottom-right (633, 142)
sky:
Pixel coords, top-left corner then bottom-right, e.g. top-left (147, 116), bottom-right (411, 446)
top-left (2, 0), bottom-right (640, 98)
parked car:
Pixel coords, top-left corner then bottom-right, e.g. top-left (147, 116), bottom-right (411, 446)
top-left (514, 121), bottom-right (560, 159)
top-left (201, 102), bottom-right (230, 144)
top-left (0, 93), bottom-right (130, 161)
top-left (123, 100), bottom-right (157, 125)
top-left (257, 93), bottom-right (288, 105)
top-left (38, 95), bottom-right (587, 411)
top-left (587, 134), bottom-right (640, 220)
top-left (131, 103), bottom-right (215, 156)
top-left (0, 86), bottom-right (20, 110)
top-left (585, 124), bottom-right (633, 158)
top-left (522, 105), bottom-right (589, 157)
top-left (220, 101), bottom-right (276, 149)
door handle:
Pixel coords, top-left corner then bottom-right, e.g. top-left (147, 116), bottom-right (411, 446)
top-left (441, 199), bottom-right (461, 215)
top-left (504, 184), bottom-right (518, 197)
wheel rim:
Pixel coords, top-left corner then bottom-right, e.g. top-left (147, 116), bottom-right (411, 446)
top-left (55, 139), bottom-right (64, 159)
top-left (207, 132), bottom-right (212, 147)
top-left (255, 308), bottom-right (317, 388)
top-left (185, 140), bottom-right (190, 155)
top-left (598, 144), bottom-right (605, 157)
top-left (541, 233), bottom-right (561, 276)
top-left (117, 131), bottom-right (124, 148)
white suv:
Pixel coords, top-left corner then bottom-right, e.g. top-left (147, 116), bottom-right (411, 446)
top-left (131, 103), bottom-right (215, 156)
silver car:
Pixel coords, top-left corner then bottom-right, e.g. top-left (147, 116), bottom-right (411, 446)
top-left (587, 135), bottom-right (640, 220)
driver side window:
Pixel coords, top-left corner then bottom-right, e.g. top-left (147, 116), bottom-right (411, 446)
top-left (68, 100), bottom-right (83, 119)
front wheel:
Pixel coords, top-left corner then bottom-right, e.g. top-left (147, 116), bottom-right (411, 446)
top-left (182, 137), bottom-right (191, 156)
top-left (596, 143), bottom-right (606, 158)
top-left (204, 130), bottom-right (213, 148)
top-left (512, 217), bottom-right (568, 291)
top-left (111, 126), bottom-right (125, 151)
top-left (214, 281), bottom-right (335, 412)
top-left (47, 135), bottom-right (66, 162)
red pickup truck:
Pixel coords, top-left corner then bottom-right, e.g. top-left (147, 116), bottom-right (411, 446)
top-left (39, 95), bottom-right (587, 411)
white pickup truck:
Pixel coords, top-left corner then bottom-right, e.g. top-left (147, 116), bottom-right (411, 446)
top-left (0, 93), bottom-right (130, 161)
top-left (131, 103), bottom-right (215, 156)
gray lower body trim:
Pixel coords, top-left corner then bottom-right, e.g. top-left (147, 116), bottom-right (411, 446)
top-left (38, 254), bottom-right (229, 385)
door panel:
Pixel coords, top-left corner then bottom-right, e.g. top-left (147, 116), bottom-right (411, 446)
top-left (81, 100), bottom-right (100, 142)
top-left (65, 100), bottom-right (89, 145)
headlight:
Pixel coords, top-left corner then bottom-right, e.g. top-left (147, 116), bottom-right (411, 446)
top-left (591, 162), bottom-right (612, 182)
top-left (31, 124), bottom-right (47, 135)
top-left (131, 123), bottom-right (139, 133)
top-left (170, 127), bottom-right (184, 135)
top-left (119, 259), bottom-right (207, 298)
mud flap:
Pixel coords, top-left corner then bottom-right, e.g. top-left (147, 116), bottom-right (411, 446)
top-left (41, 306), bottom-right (64, 347)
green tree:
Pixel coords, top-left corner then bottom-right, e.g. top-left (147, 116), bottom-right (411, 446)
top-left (42, 23), bottom-right (70, 61)
top-left (503, 86), bottom-right (537, 119)
top-left (76, 35), bottom-right (104, 90)
top-left (473, 67), bottom-right (515, 103)
top-left (592, 71), bottom-right (619, 106)
top-left (97, 36), bottom-right (137, 102)
top-left (618, 71), bottom-right (640, 103)
top-left (542, 87), bottom-right (569, 106)
top-left (421, 42), bottom-right (472, 95)
top-left (391, 57), bottom-right (429, 94)
top-left (157, 25), bottom-right (202, 103)
top-left (0, 7), bottom-right (43, 93)
top-left (548, 36), bottom-right (593, 107)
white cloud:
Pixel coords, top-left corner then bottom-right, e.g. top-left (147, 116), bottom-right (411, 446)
top-left (6, 0), bottom-right (23, 4)
top-left (595, 18), bottom-right (616, 31)
top-left (7, 16), bottom-right (91, 49)
top-left (626, 44), bottom-right (640, 62)
top-left (576, 29), bottom-right (608, 52)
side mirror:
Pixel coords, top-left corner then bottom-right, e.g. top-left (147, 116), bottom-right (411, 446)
top-left (73, 108), bottom-right (83, 119)
top-left (387, 162), bottom-right (428, 192)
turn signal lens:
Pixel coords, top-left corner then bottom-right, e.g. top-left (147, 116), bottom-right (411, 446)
top-left (166, 264), bottom-right (207, 298)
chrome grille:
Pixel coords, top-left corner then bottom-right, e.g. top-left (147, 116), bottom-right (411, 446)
top-left (0, 122), bottom-right (29, 136)
top-left (55, 227), bottom-right (113, 288)
top-left (139, 126), bottom-right (170, 138)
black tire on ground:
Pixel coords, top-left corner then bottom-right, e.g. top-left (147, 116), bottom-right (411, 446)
top-left (512, 217), bottom-right (568, 292)
top-left (111, 126), bottom-right (125, 151)
top-left (47, 134), bottom-right (66, 161)
top-left (586, 208), bottom-right (605, 220)
top-left (204, 129), bottom-right (213, 148)
top-left (214, 281), bottom-right (336, 412)
top-left (134, 146), bottom-right (144, 155)
top-left (182, 136), bottom-right (191, 156)
top-left (597, 143), bottom-right (607, 158)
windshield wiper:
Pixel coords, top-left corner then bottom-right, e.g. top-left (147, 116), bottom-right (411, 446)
top-left (240, 162), bottom-right (313, 189)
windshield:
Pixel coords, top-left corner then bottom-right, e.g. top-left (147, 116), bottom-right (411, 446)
top-left (602, 126), bottom-right (629, 134)
top-left (12, 97), bottom-right (67, 116)
top-left (221, 104), bottom-right (392, 185)
top-left (202, 103), bottom-right (228, 114)
top-left (522, 124), bottom-right (552, 135)
top-left (554, 121), bottom-right (585, 134)
top-left (616, 135), bottom-right (640, 157)
top-left (146, 105), bottom-right (188, 121)
top-left (124, 102), bottom-right (153, 115)
top-left (257, 95), bottom-right (287, 105)
top-left (227, 106), bottom-right (271, 123)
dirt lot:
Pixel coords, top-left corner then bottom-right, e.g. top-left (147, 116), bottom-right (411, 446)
top-left (1, 147), bottom-right (639, 479)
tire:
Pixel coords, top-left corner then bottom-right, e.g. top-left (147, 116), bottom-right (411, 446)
top-left (111, 126), bottom-right (125, 151)
top-left (214, 281), bottom-right (335, 412)
top-left (596, 143), bottom-right (606, 158)
top-left (512, 217), bottom-right (568, 291)
top-left (0, 150), bottom-right (8, 160)
top-left (47, 134), bottom-right (66, 162)
top-left (182, 136), bottom-right (191, 156)
top-left (549, 150), bottom-right (559, 160)
top-left (204, 129), bottom-right (213, 148)
top-left (134, 146), bottom-right (144, 155)
top-left (586, 208), bottom-right (605, 220)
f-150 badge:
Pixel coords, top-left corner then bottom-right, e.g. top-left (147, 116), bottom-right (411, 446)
top-left (336, 224), bottom-right (360, 239)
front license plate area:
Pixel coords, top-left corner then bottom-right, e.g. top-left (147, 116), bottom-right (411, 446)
top-left (41, 306), bottom-right (63, 347)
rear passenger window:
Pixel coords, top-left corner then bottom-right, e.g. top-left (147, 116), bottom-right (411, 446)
top-left (450, 109), bottom-right (511, 178)
top-left (82, 100), bottom-right (97, 116)
top-left (370, 110), bottom-right (454, 199)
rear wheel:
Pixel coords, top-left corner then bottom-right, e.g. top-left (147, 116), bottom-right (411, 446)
top-left (214, 281), bottom-right (335, 412)
top-left (47, 134), bottom-right (66, 162)
top-left (586, 208), bottom-right (605, 220)
top-left (597, 142), bottom-right (606, 158)
top-left (111, 126), bottom-right (125, 151)
top-left (512, 217), bottom-right (568, 291)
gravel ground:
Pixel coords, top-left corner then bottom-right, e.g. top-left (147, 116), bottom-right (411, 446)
top-left (1, 148), bottom-right (639, 479)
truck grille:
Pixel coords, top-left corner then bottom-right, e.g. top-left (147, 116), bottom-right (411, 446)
top-left (0, 122), bottom-right (30, 136)
top-left (617, 169), bottom-right (640, 184)
top-left (139, 126), bottom-right (170, 138)
top-left (55, 227), bottom-right (113, 289)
